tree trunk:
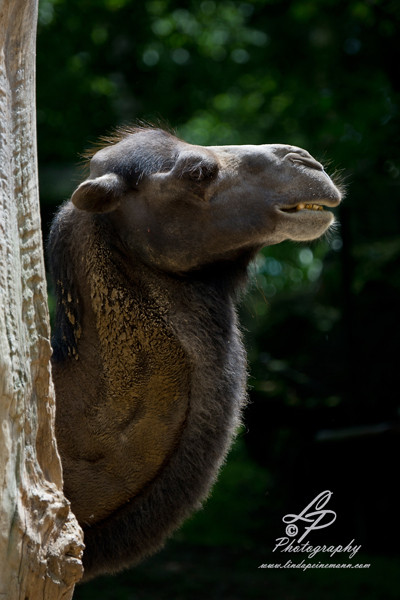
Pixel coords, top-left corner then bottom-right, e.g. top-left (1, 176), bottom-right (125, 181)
top-left (0, 0), bottom-right (84, 597)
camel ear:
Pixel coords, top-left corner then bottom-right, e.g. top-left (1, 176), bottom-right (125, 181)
top-left (71, 173), bottom-right (128, 213)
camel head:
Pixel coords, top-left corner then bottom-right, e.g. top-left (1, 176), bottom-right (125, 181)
top-left (71, 127), bottom-right (342, 272)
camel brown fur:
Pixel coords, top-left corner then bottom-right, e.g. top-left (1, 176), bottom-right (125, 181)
top-left (48, 126), bottom-right (342, 580)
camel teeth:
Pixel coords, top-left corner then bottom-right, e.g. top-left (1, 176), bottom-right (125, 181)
top-left (296, 203), bottom-right (323, 211)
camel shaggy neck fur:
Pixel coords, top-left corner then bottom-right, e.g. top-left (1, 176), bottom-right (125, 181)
top-left (48, 126), bottom-right (342, 580)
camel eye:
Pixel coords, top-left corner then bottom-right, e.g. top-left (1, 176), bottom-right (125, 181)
top-left (188, 166), bottom-right (204, 181)
top-left (175, 152), bottom-right (219, 182)
top-left (187, 162), bottom-right (219, 182)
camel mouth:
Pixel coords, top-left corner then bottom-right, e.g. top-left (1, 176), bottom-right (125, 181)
top-left (280, 196), bottom-right (341, 213)
top-left (281, 203), bottom-right (325, 213)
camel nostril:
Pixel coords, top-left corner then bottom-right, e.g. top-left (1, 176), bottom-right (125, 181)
top-left (286, 152), bottom-right (324, 172)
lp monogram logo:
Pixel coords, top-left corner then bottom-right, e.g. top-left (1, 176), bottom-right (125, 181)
top-left (282, 490), bottom-right (337, 543)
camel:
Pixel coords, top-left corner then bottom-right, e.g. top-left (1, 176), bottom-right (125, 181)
top-left (48, 126), bottom-right (342, 580)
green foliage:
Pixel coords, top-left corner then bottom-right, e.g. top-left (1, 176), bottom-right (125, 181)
top-left (37, 0), bottom-right (399, 157)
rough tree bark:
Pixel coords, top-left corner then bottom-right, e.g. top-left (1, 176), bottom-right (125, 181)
top-left (0, 0), bottom-right (84, 597)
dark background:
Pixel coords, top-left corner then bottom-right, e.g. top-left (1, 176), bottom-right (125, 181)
top-left (37, 0), bottom-right (400, 597)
